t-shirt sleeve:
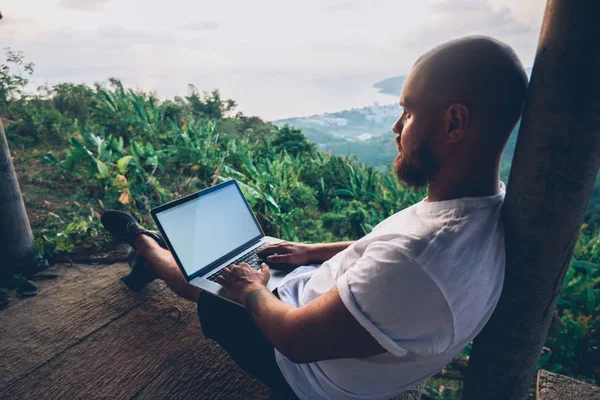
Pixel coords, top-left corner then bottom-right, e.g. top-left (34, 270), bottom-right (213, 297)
top-left (336, 242), bottom-right (454, 356)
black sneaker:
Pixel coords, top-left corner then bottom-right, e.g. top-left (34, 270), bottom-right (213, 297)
top-left (100, 210), bottom-right (166, 250)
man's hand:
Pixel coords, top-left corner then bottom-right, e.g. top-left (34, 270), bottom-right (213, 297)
top-left (257, 241), bottom-right (315, 268)
top-left (215, 262), bottom-right (270, 304)
top-left (258, 241), bottom-right (356, 269)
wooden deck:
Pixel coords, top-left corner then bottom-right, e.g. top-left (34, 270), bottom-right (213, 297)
top-left (0, 260), bottom-right (270, 400)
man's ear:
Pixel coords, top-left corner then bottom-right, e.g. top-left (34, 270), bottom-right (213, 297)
top-left (445, 103), bottom-right (470, 143)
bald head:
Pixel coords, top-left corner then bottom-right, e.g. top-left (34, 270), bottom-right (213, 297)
top-left (392, 36), bottom-right (528, 191)
top-left (408, 36), bottom-right (528, 140)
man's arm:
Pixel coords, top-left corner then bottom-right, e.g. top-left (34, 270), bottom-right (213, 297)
top-left (216, 263), bottom-right (385, 364)
top-left (245, 284), bottom-right (385, 363)
top-left (309, 241), bottom-right (356, 263)
top-left (258, 241), bottom-right (355, 266)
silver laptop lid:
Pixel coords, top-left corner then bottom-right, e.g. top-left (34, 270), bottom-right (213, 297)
top-left (151, 180), bottom-right (264, 281)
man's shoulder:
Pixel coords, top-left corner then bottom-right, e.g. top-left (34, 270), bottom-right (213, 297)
top-left (363, 210), bottom-right (452, 260)
top-left (362, 203), bottom-right (505, 302)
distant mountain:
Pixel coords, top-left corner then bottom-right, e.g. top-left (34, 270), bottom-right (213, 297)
top-left (274, 102), bottom-right (400, 141)
top-left (273, 103), bottom-right (401, 167)
top-left (321, 134), bottom-right (399, 167)
top-left (373, 75), bottom-right (407, 96)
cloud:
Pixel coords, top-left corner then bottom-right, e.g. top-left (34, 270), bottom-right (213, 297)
top-left (179, 21), bottom-right (221, 31)
top-left (1, 0), bottom-right (545, 120)
top-left (0, 16), bottom-right (36, 28)
top-left (400, 0), bottom-right (538, 55)
top-left (431, 0), bottom-right (534, 34)
top-left (323, 2), bottom-right (358, 12)
top-left (98, 25), bottom-right (177, 45)
top-left (0, 17), bottom-right (39, 42)
top-left (0, 23), bottom-right (185, 95)
top-left (433, 0), bottom-right (534, 34)
top-left (60, 0), bottom-right (111, 11)
top-left (306, 37), bottom-right (368, 54)
top-left (432, 0), bottom-right (494, 12)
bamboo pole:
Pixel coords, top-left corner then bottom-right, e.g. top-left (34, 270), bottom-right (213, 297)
top-left (0, 119), bottom-right (35, 273)
top-left (462, 1), bottom-right (600, 399)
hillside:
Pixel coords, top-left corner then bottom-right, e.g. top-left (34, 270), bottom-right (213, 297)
top-left (373, 75), bottom-right (408, 96)
top-left (274, 102), bottom-right (399, 141)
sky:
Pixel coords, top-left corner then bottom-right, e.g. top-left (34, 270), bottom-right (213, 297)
top-left (1, 0), bottom-right (547, 120)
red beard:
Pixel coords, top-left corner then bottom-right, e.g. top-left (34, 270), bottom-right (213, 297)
top-left (394, 135), bottom-right (440, 190)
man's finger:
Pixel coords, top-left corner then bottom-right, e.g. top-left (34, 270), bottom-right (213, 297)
top-left (215, 275), bottom-right (230, 289)
top-left (267, 254), bottom-right (292, 264)
top-left (257, 244), bottom-right (284, 257)
top-left (261, 262), bottom-right (270, 274)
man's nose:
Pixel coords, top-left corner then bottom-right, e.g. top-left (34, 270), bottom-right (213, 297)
top-left (392, 117), bottom-right (403, 134)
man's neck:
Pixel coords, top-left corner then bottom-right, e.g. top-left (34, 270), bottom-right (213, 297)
top-left (426, 165), bottom-right (500, 202)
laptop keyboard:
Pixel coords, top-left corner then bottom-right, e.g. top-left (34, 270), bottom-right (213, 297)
top-left (206, 243), bottom-right (269, 282)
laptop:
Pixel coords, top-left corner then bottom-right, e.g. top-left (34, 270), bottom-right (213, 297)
top-left (151, 179), bottom-right (286, 307)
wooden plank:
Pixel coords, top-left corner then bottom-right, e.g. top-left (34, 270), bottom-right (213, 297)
top-left (0, 262), bottom-right (160, 388)
top-left (537, 370), bottom-right (600, 400)
top-left (0, 280), bottom-right (269, 400)
top-left (132, 333), bottom-right (270, 400)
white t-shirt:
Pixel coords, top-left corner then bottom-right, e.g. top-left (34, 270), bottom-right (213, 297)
top-left (275, 182), bottom-right (506, 400)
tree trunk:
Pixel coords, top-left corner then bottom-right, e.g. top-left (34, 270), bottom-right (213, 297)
top-left (0, 119), bottom-right (34, 273)
top-left (462, 1), bottom-right (600, 399)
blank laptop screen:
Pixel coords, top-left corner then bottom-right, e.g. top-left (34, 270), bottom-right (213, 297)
top-left (155, 184), bottom-right (262, 276)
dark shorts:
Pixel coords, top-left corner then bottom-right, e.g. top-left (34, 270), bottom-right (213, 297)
top-left (197, 290), bottom-right (298, 399)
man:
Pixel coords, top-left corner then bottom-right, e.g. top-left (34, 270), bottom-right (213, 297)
top-left (101, 36), bottom-right (528, 399)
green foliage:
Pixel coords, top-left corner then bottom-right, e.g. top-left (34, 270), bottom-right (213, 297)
top-left (6, 95), bottom-right (78, 147)
top-left (321, 134), bottom-right (399, 167)
top-left (540, 233), bottom-right (600, 384)
top-left (50, 82), bottom-right (95, 123)
top-left (0, 47), bottom-right (35, 117)
top-left (271, 125), bottom-right (317, 156)
top-left (185, 86), bottom-right (236, 120)
top-left (10, 69), bottom-right (430, 265)
top-left (25, 77), bottom-right (418, 249)
top-left (32, 205), bottom-right (109, 259)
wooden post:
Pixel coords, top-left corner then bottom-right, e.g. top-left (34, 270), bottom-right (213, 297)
top-left (462, 1), bottom-right (600, 399)
top-left (0, 119), bottom-right (35, 273)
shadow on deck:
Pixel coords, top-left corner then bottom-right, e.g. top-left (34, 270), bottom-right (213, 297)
top-left (0, 260), bottom-right (270, 399)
